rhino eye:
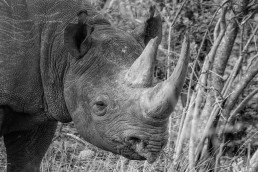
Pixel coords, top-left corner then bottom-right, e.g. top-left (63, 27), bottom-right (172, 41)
top-left (93, 101), bottom-right (107, 116)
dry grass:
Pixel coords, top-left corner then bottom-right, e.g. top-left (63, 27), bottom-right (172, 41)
top-left (0, 137), bottom-right (6, 171)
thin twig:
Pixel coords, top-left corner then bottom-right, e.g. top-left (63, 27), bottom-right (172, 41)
top-left (228, 88), bottom-right (258, 122)
top-left (213, 17), bottom-right (221, 42)
top-left (167, 0), bottom-right (188, 76)
top-left (174, 93), bottom-right (196, 162)
top-left (250, 147), bottom-right (258, 172)
top-left (64, 133), bottom-right (88, 145)
top-left (243, 25), bottom-right (258, 52)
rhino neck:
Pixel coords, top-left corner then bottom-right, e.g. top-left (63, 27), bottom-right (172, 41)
top-left (39, 2), bottom-right (110, 123)
top-left (40, 24), bottom-right (72, 123)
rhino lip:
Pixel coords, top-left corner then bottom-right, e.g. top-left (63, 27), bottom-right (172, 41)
top-left (135, 141), bottom-right (161, 163)
top-left (123, 136), bottom-right (161, 163)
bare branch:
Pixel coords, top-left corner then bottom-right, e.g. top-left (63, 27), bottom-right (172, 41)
top-left (185, 7), bottom-right (220, 111)
top-left (223, 53), bottom-right (258, 119)
top-left (197, 15), bottom-right (239, 171)
top-left (188, 7), bottom-right (227, 171)
top-left (174, 93), bottom-right (196, 163)
top-left (228, 88), bottom-right (258, 122)
top-left (167, 0), bottom-right (188, 76)
top-left (250, 147), bottom-right (258, 172)
top-left (221, 11), bottom-right (258, 98)
top-left (213, 18), bottom-right (221, 42)
top-left (175, 10), bottom-right (222, 160)
top-left (212, 20), bottom-right (238, 93)
top-left (64, 133), bottom-right (88, 146)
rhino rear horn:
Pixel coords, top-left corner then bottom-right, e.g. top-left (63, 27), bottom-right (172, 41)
top-left (131, 6), bottom-right (162, 47)
top-left (64, 11), bottom-right (94, 58)
top-left (125, 37), bottom-right (158, 87)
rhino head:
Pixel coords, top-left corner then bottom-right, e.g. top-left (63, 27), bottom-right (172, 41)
top-left (63, 9), bottom-right (189, 163)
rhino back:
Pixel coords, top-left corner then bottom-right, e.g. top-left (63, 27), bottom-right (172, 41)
top-left (0, 0), bottom-right (94, 113)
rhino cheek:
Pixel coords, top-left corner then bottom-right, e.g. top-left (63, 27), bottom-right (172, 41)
top-left (71, 104), bottom-right (95, 140)
top-left (70, 103), bottom-right (118, 152)
top-left (64, 84), bottom-right (93, 139)
top-left (64, 87), bottom-right (102, 147)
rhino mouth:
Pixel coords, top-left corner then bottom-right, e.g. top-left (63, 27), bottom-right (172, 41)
top-left (134, 140), bottom-right (161, 163)
top-left (116, 135), bottom-right (164, 163)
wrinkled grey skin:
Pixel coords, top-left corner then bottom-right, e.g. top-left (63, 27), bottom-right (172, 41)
top-left (0, 1), bottom-right (184, 172)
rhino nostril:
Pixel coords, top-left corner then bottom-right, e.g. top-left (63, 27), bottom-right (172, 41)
top-left (126, 136), bottom-right (141, 144)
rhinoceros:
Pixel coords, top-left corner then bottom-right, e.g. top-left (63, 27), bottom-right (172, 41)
top-left (0, 0), bottom-right (189, 171)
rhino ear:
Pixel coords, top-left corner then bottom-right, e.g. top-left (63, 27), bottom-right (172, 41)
top-left (64, 11), bottom-right (94, 59)
top-left (131, 6), bottom-right (162, 47)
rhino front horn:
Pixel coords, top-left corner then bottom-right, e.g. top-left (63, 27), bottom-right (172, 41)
top-left (140, 35), bottom-right (190, 119)
top-left (125, 37), bottom-right (158, 87)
